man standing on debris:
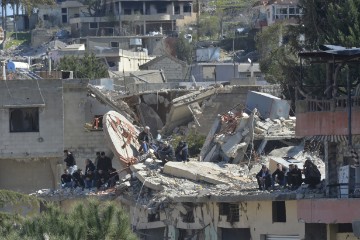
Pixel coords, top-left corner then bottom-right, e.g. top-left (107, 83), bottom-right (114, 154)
top-left (158, 141), bottom-right (175, 165)
top-left (272, 163), bottom-right (286, 188)
top-left (175, 141), bottom-right (189, 162)
top-left (303, 158), bottom-right (321, 188)
top-left (64, 150), bottom-right (76, 173)
top-left (256, 165), bottom-right (272, 190)
top-left (138, 126), bottom-right (152, 153)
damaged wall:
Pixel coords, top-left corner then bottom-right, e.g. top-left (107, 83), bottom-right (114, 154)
top-left (131, 200), bottom-right (305, 240)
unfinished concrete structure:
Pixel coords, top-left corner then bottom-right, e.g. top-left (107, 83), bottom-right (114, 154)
top-left (294, 46), bottom-right (360, 239)
top-left (0, 79), bottom-right (116, 193)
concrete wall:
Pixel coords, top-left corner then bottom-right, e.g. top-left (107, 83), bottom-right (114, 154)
top-left (0, 79), bottom-right (63, 193)
top-left (142, 56), bottom-right (188, 81)
top-left (298, 199), bottom-right (360, 224)
top-left (131, 200), bottom-right (305, 240)
top-left (63, 79), bottom-right (115, 170)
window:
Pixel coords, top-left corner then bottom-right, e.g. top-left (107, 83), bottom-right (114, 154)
top-left (61, 8), bottom-right (67, 14)
top-left (148, 212), bottom-right (160, 222)
top-left (156, 6), bottom-right (167, 14)
top-left (10, 108), bottom-right (39, 132)
top-left (338, 223), bottom-right (353, 233)
top-left (181, 203), bottom-right (195, 223)
top-left (174, 6), bottom-right (180, 14)
top-left (43, 14), bottom-right (49, 20)
top-left (89, 22), bottom-right (98, 29)
top-left (183, 5), bottom-right (192, 13)
top-left (124, 9), bottom-right (131, 15)
top-left (272, 201), bottom-right (286, 222)
top-left (62, 15), bottom-right (67, 23)
top-left (110, 42), bottom-right (119, 48)
top-left (219, 203), bottom-right (240, 223)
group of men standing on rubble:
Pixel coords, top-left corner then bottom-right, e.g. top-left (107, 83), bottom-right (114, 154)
top-left (61, 150), bottom-right (119, 190)
top-left (137, 126), bottom-right (189, 165)
top-left (256, 158), bottom-right (322, 191)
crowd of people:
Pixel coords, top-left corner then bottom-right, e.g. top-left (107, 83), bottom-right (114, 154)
top-left (256, 158), bottom-right (321, 191)
top-left (137, 126), bottom-right (189, 165)
top-left (61, 150), bottom-right (119, 190)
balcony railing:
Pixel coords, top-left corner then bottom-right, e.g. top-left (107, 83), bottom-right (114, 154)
top-left (297, 96), bottom-right (360, 113)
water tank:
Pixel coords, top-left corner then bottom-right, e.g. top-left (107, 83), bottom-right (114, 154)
top-left (7, 61), bottom-right (30, 72)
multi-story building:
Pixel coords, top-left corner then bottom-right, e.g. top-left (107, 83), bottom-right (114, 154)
top-left (295, 46), bottom-right (360, 239)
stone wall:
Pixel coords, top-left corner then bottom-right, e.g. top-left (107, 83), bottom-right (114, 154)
top-left (147, 57), bottom-right (188, 82)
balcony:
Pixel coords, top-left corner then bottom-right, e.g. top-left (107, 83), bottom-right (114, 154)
top-left (295, 96), bottom-right (360, 136)
top-left (70, 14), bottom-right (184, 24)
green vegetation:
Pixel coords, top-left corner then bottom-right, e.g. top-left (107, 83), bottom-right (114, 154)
top-left (171, 130), bottom-right (206, 157)
top-left (0, 191), bottom-right (137, 240)
top-left (175, 33), bottom-right (193, 64)
top-left (4, 32), bottom-right (30, 50)
top-left (56, 52), bottom-right (109, 79)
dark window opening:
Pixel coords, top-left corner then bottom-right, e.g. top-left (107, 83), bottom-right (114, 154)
top-left (10, 108), bottom-right (39, 132)
top-left (272, 201), bottom-right (286, 222)
top-left (183, 5), bottom-right (191, 13)
top-left (156, 6), bottom-right (167, 14)
top-left (219, 203), bottom-right (240, 223)
top-left (148, 212), bottom-right (160, 222)
top-left (338, 223), bottom-right (353, 233)
top-left (92, 115), bottom-right (103, 130)
top-left (89, 22), bottom-right (98, 29)
top-left (124, 9), bottom-right (132, 15)
top-left (61, 8), bottom-right (67, 14)
top-left (181, 203), bottom-right (195, 223)
top-left (174, 6), bottom-right (180, 14)
top-left (62, 15), bottom-right (67, 23)
top-left (111, 42), bottom-right (119, 48)
top-left (43, 14), bottom-right (49, 20)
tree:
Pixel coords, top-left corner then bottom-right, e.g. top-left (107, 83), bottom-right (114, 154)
top-left (79, 0), bottom-right (108, 17)
top-left (1, 195), bottom-right (137, 240)
top-left (56, 52), bottom-right (109, 79)
top-left (175, 33), bottom-right (193, 64)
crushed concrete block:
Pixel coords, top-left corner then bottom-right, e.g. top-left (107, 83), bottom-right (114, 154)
top-left (175, 204), bottom-right (188, 215)
top-left (254, 126), bottom-right (265, 134)
top-left (130, 163), bottom-right (147, 172)
top-left (134, 171), bottom-right (164, 191)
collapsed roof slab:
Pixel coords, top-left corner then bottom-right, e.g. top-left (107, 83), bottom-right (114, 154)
top-left (163, 161), bottom-right (251, 185)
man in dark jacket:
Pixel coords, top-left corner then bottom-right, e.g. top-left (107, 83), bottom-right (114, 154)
top-left (72, 169), bottom-right (85, 189)
top-left (175, 141), bottom-right (189, 162)
top-left (256, 165), bottom-right (272, 190)
top-left (84, 159), bottom-right (96, 189)
top-left (303, 159), bottom-right (321, 188)
top-left (158, 141), bottom-right (175, 166)
top-left (107, 168), bottom-right (120, 188)
top-left (272, 163), bottom-right (286, 188)
top-left (138, 126), bottom-right (152, 153)
top-left (64, 150), bottom-right (76, 168)
top-left (289, 164), bottom-right (303, 189)
top-left (61, 169), bottom-right (73, 188)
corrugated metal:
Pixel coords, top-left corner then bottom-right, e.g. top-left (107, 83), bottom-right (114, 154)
top-left (266, 235), bottom-right (300, 240)
top-left (306, 135), bottom-right (348, 143)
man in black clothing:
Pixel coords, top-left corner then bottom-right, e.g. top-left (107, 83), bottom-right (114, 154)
top-left (72, 169), bottom-right (85, 189)
top-left (84, 159), bottom-right (96, 189)
top-left (289, 164), bottom-right (303, 189)
top-left (64, 150), bottom-right (76, 168)
top-left (256, 165), bottom-right (272, 190)
top-left (175, 141), bottom-right (189, 162)
top-left (107, 168), bottom-right (120, 188)
top-left (158, 141), bottom-right (175, 166)
top-left (303, 159), bottom-right (321, 188)
top-left (138, 126), bottom-right (152, 153)
top-left (61, 169), bottom-right (73, 188)
top-left (272, 163), bottom-right (286, 188)
top-left (97, 152), bottom-right (112, 171)
top-left (96, 169), bottom-right (109, 190)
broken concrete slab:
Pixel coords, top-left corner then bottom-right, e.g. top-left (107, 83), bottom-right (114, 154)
top-left (163, 161), bottom-right (250, 185)
top-left (134, 171), bottom-right (164, 191)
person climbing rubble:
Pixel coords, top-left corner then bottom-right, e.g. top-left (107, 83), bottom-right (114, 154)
top-left (158, 141), bottom-right (175, 166)
top-left (256, 165), bottom-right (272, 190)
top-left (138, 126), bottom-right (152, 154)
top-left (272, 163), bottom-right (286, 188)
top-left (303, 158), bottom-right (321, 188)
top-left (175, 141), bottom-right (189, 162)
